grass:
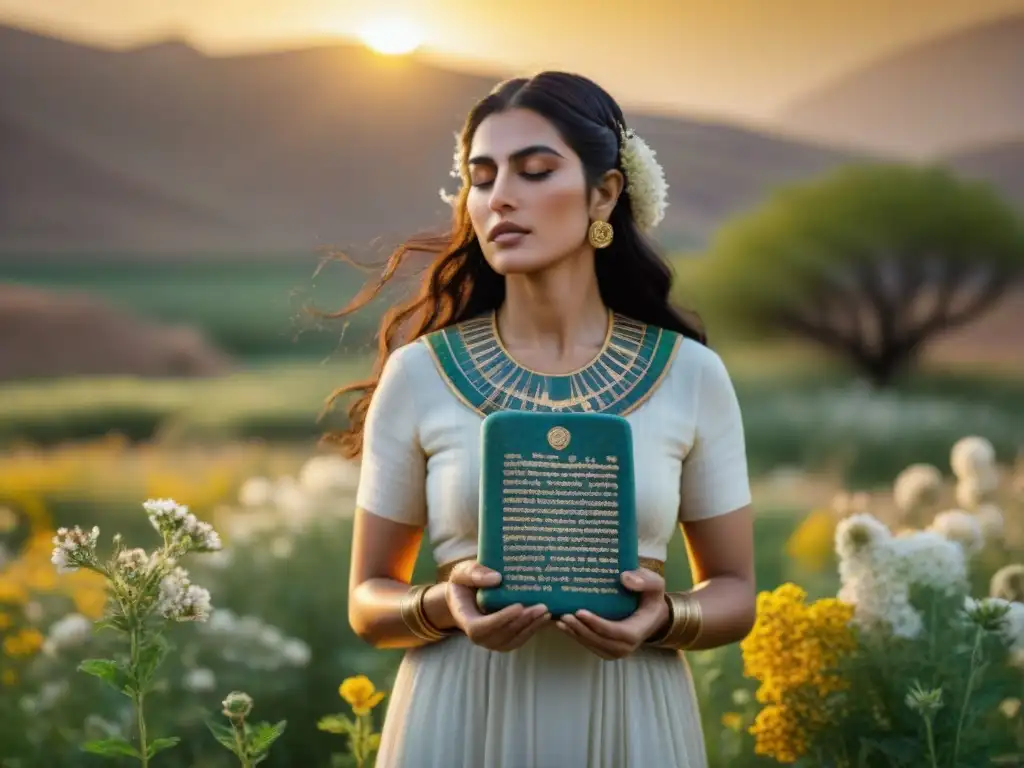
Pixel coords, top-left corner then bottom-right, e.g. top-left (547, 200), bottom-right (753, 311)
top-left (1, 358), bottom-right (1020, 486)
top-left (3, 252), bottom-right (1022, 486)
top-left (0, 253), bottom-right (386, 360)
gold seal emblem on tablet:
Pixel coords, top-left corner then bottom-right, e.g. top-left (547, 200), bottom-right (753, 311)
top-left (546, 426), bottom-right (571, 450)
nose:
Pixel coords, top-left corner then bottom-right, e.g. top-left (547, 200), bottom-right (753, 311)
top-left (487, 167), bottom-right (517, 213)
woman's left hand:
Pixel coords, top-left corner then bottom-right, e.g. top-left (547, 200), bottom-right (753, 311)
top-left (555, 568), bottom-right (669, 660)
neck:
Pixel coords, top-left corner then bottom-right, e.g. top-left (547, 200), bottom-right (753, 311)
top-left (497, 252), bottom-right (608, 360)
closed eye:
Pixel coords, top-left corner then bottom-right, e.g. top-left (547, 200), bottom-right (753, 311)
top-left (471, 169), bottom-right (553, 188)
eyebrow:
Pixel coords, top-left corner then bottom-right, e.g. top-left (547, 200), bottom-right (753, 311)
top-left (467, 144), bottom-right (564, 166)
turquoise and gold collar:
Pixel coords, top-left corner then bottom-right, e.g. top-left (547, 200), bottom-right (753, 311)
top-left (422, 311), bottom-right (680, 416)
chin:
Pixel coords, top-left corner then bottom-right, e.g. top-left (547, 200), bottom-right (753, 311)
top-left (486, 248), bottom-right (563, 276)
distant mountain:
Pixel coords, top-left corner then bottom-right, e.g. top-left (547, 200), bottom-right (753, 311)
top-left (0, 24), bottom-right (869, 256)
top-left (946, 138), bottom-right (1024, 204)
top-left (780, 14), bottom-right (1024, 159)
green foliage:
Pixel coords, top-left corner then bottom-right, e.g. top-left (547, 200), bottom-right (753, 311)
top-left (207, 693), bottom-right (286, 767)
top-left (810, 591), bottom-right (1021, 767)
top-left (687, 163), bottom-right (1024, 382)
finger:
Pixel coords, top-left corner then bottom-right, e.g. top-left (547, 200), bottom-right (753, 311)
top-left (560, 615), bottom-right (632, 658)
top-left (495, 608), bottom-right (551, 651)
top-left (620, 568), bottom-right (665, 594)
top-left (555, 619), bottom-right (617, 660)
top-left (475, 603), bottom-right (546, 643)
top-left (573, 609), bottom-right (641, 644)
top-left (449, 561), bottom-right (501, 588)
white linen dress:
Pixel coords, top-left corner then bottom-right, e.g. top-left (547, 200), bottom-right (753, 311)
top-left (354, 323), bottom-right (751, 768)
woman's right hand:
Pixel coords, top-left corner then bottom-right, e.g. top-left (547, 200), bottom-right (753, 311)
top-left (445, 560), bottom-right (550, 652)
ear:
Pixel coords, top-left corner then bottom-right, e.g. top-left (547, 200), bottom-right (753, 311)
top-left (588, 169), bottom-right (624, 222)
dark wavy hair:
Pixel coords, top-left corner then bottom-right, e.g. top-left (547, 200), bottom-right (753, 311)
top-left (321, 71), bottom-right (705, 458)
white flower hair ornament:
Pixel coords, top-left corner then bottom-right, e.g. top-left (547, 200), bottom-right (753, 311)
top-left (617, 126), bottom-right (669, 232)
top-left (438, 125), bottom-right (670, 233)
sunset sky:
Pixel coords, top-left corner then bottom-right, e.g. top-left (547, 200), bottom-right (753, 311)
top-left (2, 0), bottom-right (1023, 121)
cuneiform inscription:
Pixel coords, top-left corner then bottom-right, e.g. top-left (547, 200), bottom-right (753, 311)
top-left (500, 451), bottom-right (623, 596)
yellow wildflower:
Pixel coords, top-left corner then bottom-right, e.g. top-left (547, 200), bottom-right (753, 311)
top-left (741, 583), bottom-right (857, 762)
top-left (750, 704), bottom-right (809, 764)
top-left (0, 612), bottom-right (10, 630)
top-left (786, 508), bottom-right (838, 573)
top-left (3, 627), bottom-right (43, 657)
top-left (742, 583), bottom-right (855, 699)
top-left (721, 712), bottom-right (743, 731)
top-left (2, 668), bottom-right (17, 686)
top-left (0, 579), bottom-right (27, 606)
top-left (339, 675), bottom-right (386, 716)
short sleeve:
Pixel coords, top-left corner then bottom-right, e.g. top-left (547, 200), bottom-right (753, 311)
top-left (354, 344), bottom-right (427, 526)
top-left (679, 349), bottom-right (752, 522)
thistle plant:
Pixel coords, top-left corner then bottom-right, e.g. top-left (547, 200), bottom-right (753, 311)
top-left (50, 498), bottom-right (221, 765)
top-left (206, 691), bottom-right (286, 767)
top-left (318, 675), bottom-right (387, 768)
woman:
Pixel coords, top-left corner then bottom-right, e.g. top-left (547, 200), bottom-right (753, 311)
top-left (328, 71), bottom-right (756, 767)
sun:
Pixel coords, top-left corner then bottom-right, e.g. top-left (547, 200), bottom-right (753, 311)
top-left (358, 16), bottom-right (423, 56)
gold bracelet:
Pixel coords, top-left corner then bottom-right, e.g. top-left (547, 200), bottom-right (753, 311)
top-left (647, 592), bottom-right (703, 650)
top-left (400, 584), bottom-right (449, 642)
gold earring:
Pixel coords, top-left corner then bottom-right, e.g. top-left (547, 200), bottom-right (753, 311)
top-left (588, 220), bottom-right (613, 249)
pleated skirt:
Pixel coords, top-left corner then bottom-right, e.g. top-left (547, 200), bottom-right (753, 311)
top-left (374, 626), bottom-right (709, 768)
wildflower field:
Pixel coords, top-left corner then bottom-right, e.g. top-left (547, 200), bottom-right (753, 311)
top-left (1, 362), bottom-right (1023, 767)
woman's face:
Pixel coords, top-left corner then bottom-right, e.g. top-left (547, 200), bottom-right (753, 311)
top-left (465, 108), bottom-right (611, 276)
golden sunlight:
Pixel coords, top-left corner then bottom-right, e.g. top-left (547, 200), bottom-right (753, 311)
top-left (358, 16), bottom-right (423, 55)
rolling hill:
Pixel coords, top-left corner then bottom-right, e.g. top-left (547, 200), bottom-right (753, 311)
top-left (0, 23), bottom-right (870, 256)
top-left (780, 13), bottom-right (1024, 159)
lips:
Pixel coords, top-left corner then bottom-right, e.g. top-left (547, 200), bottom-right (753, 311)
top-left (487, 221), bottom-right (531, 243)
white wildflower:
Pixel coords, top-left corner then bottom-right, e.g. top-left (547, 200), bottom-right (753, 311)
top-left (280, 638), bottom-right (312, 666)
top-left (273, 476), bottom-right (311, 518)
top-left (890, 604), bottom-right (925, 639)
top-left (975, 504), bottom-right (1004, 540)
top-left (20, 681), bottom-right (69, 714)
top-left (299, 454), bottom-right (360, 496)
top-left (1001, 698), bottom-right (1022, 719)
top-left (991, 564), bottom-right (1024, 602)
top-left (157, 567), bottom-right (212, 622)
top-left (835, 512), bottom-right (891, 567)
top-left (731, 689), bottom-right (752, 706)
top-left (929, 510), bottom-right (985, 556)
top-left (143, 498), bottom-right (222, 553)
top-left (51, 526), bottom-right (100, 573)
top-left (891, 530), bottom-right (969, 595)
top-left (619, 127), bottom-right (669, 232)
top-left (950, 436), bottom-right (996, 480)
top-left (43, 613), bottom-right (93, 655)
top-left (238, 476), bottom-right (275, 508)
top-left (893, 463), bottom-right (944, 513)
top-left (115, 548), bottom-right (153, 582)
top-left (835, 525), bottom-right (918, 637)
top-left (184, 667), bottom-right (217, 693)
top-left (144, 498), bottom-right (190, 533)
top-left (955, 466), bottom-right (1000, 509)
top-left (1002, 602), bottom-right (1024, 650)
